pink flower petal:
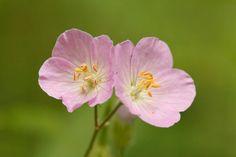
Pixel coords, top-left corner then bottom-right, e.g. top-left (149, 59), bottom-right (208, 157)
top-left (39, 57), bottom-right (77, 99)
top-left (52, 29), bottom-right (94, 66)
top-left (62, 88), bottom-right (97, 112)
top-left (117, 94), bottom-right (141, 116)
top-left (152, 69), bottom-right (196, 112)
top-left (132, 37), bottom-right (173, 76)
top-left (88, 35), bottom-right (114, 107)
top-left (139, 110), bottom-right (180, 128)
top-left (113, 40), bottom-right (134, 99)
top-left (114, 40), bottom-right (134, 82)
top-left (92, 35), bottom-right (113, 70)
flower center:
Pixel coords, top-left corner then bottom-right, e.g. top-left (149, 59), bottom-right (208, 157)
top-left (130, 71), bottom-right (160, 99)
top-left (73, 63), bottom-right (100, 93)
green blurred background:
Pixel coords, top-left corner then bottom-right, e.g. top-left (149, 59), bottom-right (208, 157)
top-left (1, 0), bottom-right (236, 156)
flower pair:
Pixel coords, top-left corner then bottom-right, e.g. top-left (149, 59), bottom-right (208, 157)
top-left (39, 29), bottom-right (196, 127)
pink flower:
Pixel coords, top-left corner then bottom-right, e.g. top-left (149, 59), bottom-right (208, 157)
top-left (114, 37), bottom-right (196, 127)
top-left (39, 29), bottom-right (113, 112)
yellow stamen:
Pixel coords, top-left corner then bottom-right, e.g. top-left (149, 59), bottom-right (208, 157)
top-left (138, 71), bottom-right (153, 80)
top-left (151, 83), bottom-right (160, 88)
top-left (81, 86), bottom-right (86, 93)
top-left (79, 64), bottom-right (88, 72)
top-left (83, 76), bottom-right (91, 81)
top-left (74, 64), bottom-right (88, 73)
top-left (143, 80), bottom-right (153, 89)
top-left (92, 64), bottom-right (97, 72)
top-left (148, 91), bottom-right (152, 97)
top-left (132, 70), bottom-right (160, 98)
top-left (73, 72), bottom-right (80, 80)
top-left (73, 72), bottom-right (76, 81)
top-left (74, 68), bottom-right (81, 72)
top-left (72, 63), bottom-right (101, 94)
top-left (73, 64), bottom-right (88, 81)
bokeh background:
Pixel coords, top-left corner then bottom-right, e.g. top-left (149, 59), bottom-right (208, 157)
top-left (1, 0), bottom-right (236, 156)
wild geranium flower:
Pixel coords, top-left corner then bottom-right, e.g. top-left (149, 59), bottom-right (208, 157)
top-left (114, 37), bottom-right (196, 127)
top-left (39, 29), bottom-right (113, 112)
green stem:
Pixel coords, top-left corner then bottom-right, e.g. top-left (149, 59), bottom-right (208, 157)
top-left (94, 106), bottom-right (98, 128)
top-left (84, 128), bottom-right (99, 157)
top-left (84, 103), bottom-right (122, 157)
top-left (99, 103), bottom-right (122, 129)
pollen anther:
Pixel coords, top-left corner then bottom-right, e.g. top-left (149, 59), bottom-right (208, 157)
top-left (81, 86), bottom-right (86, 93)
top-left (73, 64), bottom-right (89, 81)
top-left (151, 83), bottom-right (160, 88)
top-left (148, 91), bottom-right (153, 97)
top-left (83, 76), bottom-right (91, 81)
top-left (73, 63), bottom-right (101, 93)
top-left (92, 64), bottom-right (98, 72)
top-left (131, 71), bottom-right (160, 98)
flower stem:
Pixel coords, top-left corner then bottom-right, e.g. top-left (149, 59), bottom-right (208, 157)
top-left (84, 103), bottom-right (122, 157)
top-left (84, 128), bottom-right (99, 157)
top-left (94, 106), bottom-right (98, 128)
top-left (99, 103), bottom-right (122, 129)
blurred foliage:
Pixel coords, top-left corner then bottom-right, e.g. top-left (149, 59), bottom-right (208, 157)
top-left (0, 0), bottom-right (236, 157)
top-left (90, 100), bottom-right (134, 157)
top-left (110, 113), bottom-right (135, 157)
